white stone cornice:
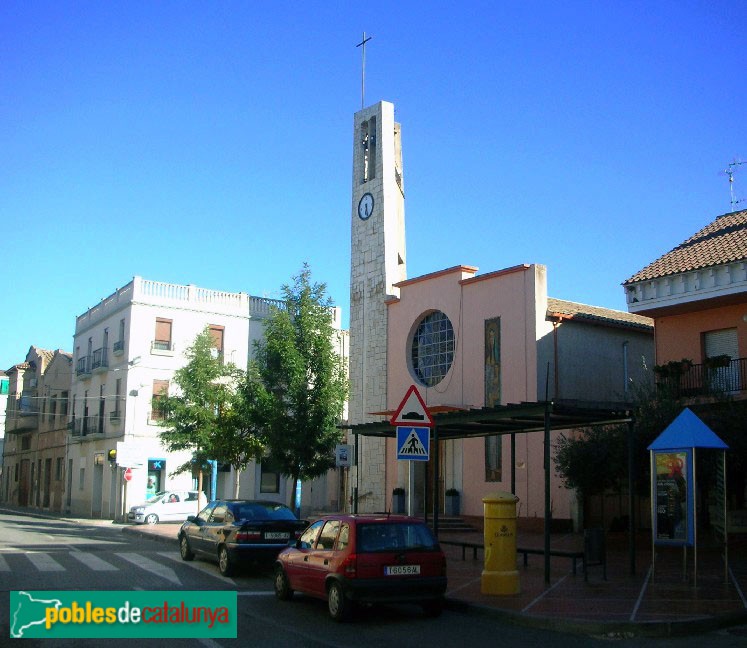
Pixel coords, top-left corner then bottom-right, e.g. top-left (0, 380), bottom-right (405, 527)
top-left (625, 261), bottom-right (747, 314)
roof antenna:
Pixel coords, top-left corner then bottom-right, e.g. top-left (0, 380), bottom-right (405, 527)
top-left (722, 159), bottom-right (745, 212)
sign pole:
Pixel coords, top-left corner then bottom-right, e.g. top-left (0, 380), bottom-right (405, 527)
top-left (120, 467), bottom-right (127, 523)
top-left (432, 425), bottom-right (439, 537)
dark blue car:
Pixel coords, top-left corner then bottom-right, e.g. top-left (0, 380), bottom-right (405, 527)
top-left (178, 499), bottom-right (308, 576)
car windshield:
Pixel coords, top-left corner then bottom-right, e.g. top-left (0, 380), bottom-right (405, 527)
top-left (230, 502), bottom-right (297, 521)
top-left (357, 522), bottom-right (439, 552)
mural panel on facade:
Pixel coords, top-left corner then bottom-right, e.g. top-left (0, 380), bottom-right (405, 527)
top-left (484, 317), bottom-right (501, 481)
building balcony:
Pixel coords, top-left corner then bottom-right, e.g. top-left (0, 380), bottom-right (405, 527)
top-left (656, 357), bottom-right (747, 399)
top-left (109, 410), bottom-right (122, 425)
top-left (76, 356), bottom-right (91, 378)
top-left (151, 339), bottom-right (174, 356)
top-left (91, 348), bottom-right (109, 373)
top-left (112, 340), bottom-right (125, 356)
top-left (6, 411), bottom-right (39, 433)
top-left (71, 418), bottom-right (84, 436)
top-left (89, 415), bottom-right (104, 434)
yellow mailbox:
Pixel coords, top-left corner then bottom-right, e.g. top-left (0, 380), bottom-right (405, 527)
top-left (481, 491), bottom-right (520, 595)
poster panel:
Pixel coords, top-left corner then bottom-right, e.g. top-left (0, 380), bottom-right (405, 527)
top-left (653, 449), bottom-right (694, 546)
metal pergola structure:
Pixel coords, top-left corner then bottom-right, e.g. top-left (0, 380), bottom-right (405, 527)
top-left (343, 399), bottom-right (633, 584)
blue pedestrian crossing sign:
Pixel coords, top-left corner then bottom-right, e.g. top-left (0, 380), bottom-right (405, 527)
top-left (397, 427), bottom-right (430, 461)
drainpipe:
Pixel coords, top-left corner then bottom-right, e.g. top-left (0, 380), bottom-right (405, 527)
top-left (552, 321), bottom-right (559, 399)
top-left (623, 341), bottom-right (629, 399)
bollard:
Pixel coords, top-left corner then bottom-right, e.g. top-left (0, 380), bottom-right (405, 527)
top-left (481, 491), bottom-right (520, 595)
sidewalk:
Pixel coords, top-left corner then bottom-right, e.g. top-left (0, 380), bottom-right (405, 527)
top-left (4, 506), bottom-right (747, 637)
top-left (118, 519), bottom-right (747, 637)
top-left (436, 528), bottom-right (747, 637)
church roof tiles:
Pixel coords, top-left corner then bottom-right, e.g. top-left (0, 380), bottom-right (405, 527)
top-left (547, 298), bottom-right (653, 331)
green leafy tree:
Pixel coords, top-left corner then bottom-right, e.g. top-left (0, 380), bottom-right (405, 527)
top-left (554, 380), bottom-right (747, 528)
top-left (553, 382), bottom-right (680, 527)
top-left (158, 328), bottom-right (264, 500)
top-left (253, 264), bottom-right (348, 510)
top-left (554, 425), bottom-right (627, 507)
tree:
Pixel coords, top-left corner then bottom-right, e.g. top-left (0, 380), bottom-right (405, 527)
top-left (253, 264), bottom-right (348, 510)
top-left (554, 425), bottom-right (627, 508)
top-left (158, 328), bottom-right (264, 501)
top-left (553, 382), bottom-right (681, 528)
top-left (553, 379), bottom-right (747, 529)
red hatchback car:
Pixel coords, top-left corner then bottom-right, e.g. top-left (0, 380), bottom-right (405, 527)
top-left (274, 514), bottom-right (447, 621)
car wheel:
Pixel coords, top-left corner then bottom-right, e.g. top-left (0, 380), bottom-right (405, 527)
top-left (144, 513), bottom-right (159, 525)
top-left (274, 566), bottom-right (293, 601)
top-left (327, 581), bottom-right (349, 622)
top-left (422, 598), bottom-right (444, 618)
top-left (218, 546), bottom-right (235, 577)
top-left (179, 534), bottom-right (194, 561)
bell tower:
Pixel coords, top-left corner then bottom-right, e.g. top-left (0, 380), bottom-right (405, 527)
top-left (349, 101), bottom-right (406, 512)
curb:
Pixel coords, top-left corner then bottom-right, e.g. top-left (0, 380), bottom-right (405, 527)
top-left (122, 524), bottom-right (180, 547)
top-left (4, 507), bottom-right (747, 637)
top-left (444, 596), bottom-right (747, 638)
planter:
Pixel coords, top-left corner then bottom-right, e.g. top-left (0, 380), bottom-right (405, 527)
top-left (445, 493), bottom-right (460, 516)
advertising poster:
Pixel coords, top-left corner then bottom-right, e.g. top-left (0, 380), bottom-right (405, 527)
top-left (653, 449), bottom-right (693, 546)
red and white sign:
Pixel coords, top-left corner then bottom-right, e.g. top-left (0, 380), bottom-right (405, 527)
top-left (390, 385), bottom-right (434, 427)
top-left (123, 467), bottom-right (133, 482)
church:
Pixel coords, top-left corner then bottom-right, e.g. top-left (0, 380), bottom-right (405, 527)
top-left (346, 101), bottom-right (654, 529)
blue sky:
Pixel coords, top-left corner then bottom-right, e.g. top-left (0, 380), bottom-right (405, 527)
top-left (2, 1), bottom-right (745, 371)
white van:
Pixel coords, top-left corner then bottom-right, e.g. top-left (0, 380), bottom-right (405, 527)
top-left (127, 490), bottom-right (205, 525)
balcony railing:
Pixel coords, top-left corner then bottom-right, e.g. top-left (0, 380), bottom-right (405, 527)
top-left (76, 356), bottom-right (91, 377)
top-left (113, 340), bottom-right (125, 356)
top-left (656, 357), bottom-right (747, 398)
top-left (151, 339), bottom-right (174, 355)
top-left (91, 347), bottom-right (109, 373)
top-left (109, 410), bottom-right (122, 425)
top-left (71, 418), bottom-right (85, 436)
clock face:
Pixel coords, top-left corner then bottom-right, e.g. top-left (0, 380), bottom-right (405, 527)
top-left (358, 193), bottom-right (374, 220)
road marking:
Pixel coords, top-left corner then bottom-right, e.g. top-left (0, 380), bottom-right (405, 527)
top-left (27, 552), bottom-right (65, 572)
top-left (630, 564), bottom-right (652, 621)
top-left (115, 552), bottom-right (181, 585)
top-left (158, 552), bottom-right (236, 582)
top-left (69, 551), bottom-right (118, 571)
top-left (521, 574), bottom-right (567, 613)
top-left (729, 566), bottom-right (747, 608)
top-left (0, 553), bottom-right (9, 571)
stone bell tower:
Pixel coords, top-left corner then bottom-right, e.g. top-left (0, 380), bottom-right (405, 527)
top-left (348, 101), bottom-right (406, 512)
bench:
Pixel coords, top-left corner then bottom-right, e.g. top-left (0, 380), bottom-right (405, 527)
top-left (517, 547), bottom-right (584, 575)
top-left (439, 539), bottom-right (483, 560)
top-left (439, 540), bottom-right (584, 575)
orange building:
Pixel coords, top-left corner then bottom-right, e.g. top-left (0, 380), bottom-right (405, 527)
top-left (624, 209), bottom-right (747, 399)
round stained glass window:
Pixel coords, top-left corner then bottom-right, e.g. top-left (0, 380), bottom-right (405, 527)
top-left (411, 311), bottom-right (455, 387)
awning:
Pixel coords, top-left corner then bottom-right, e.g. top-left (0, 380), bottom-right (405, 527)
top-left (342, 399), bottom-right (633, 438)
top-left (342, 398), bottom-right (633, 585)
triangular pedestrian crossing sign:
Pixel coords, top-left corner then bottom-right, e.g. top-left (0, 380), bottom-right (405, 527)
top-left (391, 385), bottom-right (434, 427)
top-left (396, 427), bottom-right (430, 461)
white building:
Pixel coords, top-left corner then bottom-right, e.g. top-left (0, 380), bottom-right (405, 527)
top-left (0, 371), bottom-right (8, 497)
top-left (68, 277), bottom-right (251, 519)
top-left (67, 277), bottom-right (349, 520)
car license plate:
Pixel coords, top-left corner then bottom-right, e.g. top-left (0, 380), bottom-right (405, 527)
top-left (265, 532), bottom-right (289, 540)
top-left (385, 565), bottom-right (420, 576)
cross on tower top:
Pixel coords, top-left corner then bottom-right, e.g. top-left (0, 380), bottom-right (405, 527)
top-left (356, 32), bottom-right (372, 110)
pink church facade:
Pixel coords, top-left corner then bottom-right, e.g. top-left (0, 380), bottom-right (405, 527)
top-left (382, 263), bottom-right (653, 527)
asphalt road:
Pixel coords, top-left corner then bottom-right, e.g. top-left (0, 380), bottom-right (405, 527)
top-left (1, 512), bottom-right (746, 647)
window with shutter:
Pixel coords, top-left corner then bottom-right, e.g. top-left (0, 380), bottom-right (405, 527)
top-left (151, 379), bottom-right (169, 420)
top-left (704, 328), bottom-right (740, 392)
top-left (154, 318), bottom-right (173, 351)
